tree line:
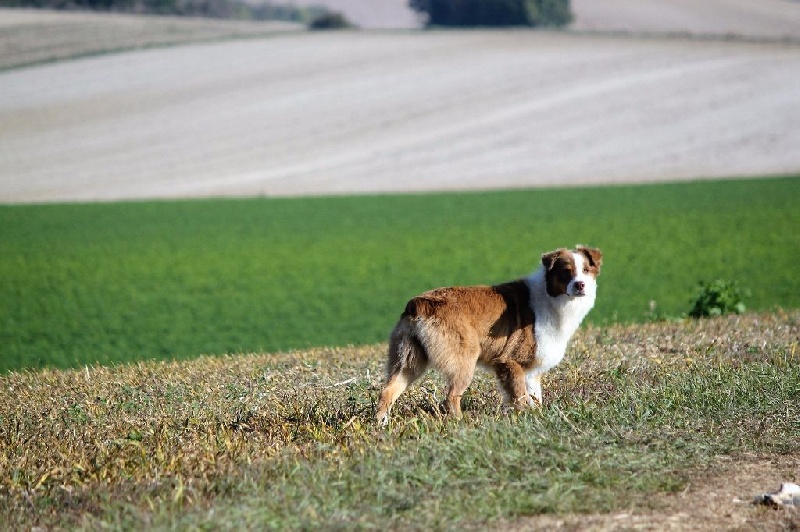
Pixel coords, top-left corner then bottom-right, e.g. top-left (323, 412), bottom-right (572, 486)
top-left (2, 0), bottom-right (572, 27)
top-left (0, 0), bottom-right (327, 22)
top-left (411, 0), bottom-right (572, 27)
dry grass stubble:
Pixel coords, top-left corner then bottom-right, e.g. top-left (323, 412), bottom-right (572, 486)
top-left (0, 311), bottom-right (797, 528)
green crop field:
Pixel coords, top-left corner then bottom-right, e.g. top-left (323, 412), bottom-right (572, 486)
top-left (1, 177), bottom-right (798, 372)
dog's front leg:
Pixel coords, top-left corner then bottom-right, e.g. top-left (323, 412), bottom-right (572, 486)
top-left (494, 361), bottom-right (533, 410)
top-left (524, 372), bottom-right (543, 407)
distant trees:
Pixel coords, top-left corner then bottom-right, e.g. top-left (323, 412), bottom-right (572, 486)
top-left (410, 0), bottom-right (572, 28)
top-left (0, 0), bottom-right (330, 23)
top-left (2, 0), bottom-right (569, 28)
top-left (308, 12), bottom-right (354, 30)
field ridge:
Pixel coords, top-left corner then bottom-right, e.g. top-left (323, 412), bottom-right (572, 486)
top-left (1, 311), bottom-right (797, 528)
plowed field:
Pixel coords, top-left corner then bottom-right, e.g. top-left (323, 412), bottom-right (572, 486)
top-left (1, 6), bottom-right (800, 202)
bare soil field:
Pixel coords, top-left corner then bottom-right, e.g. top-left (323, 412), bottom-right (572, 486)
top-left (509, 455), bottom-right (800, 531)
top-left (2, 28), bottom-right (800, 202)
top-left (571, 0), bottom-right (800, 39)
top-left (0, 9), bottom-right (301, 71)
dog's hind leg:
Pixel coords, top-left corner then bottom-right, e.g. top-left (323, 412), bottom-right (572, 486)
top-left (376, 322), bottom-right (427, 425)
top-left (440, 344), bottom-right (481, 418)
top-left (443, 368), bottom-right (475, 418)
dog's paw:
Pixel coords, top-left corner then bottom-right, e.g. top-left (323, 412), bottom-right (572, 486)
top-left (513, 393), bottom-right (541, 409)
top-left (376, 412), bottom-right (390, 427)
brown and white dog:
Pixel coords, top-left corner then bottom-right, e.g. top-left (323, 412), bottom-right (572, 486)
top-left (375, 246), bottom-right (602, 425)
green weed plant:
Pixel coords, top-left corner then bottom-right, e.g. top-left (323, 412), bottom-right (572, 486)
top-left (689, 279), bottom-right (749, 318)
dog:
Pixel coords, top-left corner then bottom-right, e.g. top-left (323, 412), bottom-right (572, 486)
top-left (375, 246), bottom-right (602, 425)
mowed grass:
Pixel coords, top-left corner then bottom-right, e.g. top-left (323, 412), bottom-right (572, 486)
top-left (0, 312), bottom-right (797, 528)
top-left (1, 177), bottom-right (799, 372)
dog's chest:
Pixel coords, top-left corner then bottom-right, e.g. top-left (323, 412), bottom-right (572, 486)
top-left (533, 321), bottom-right (570, 372)
top-left (529, 291), bottom-right (594, 372)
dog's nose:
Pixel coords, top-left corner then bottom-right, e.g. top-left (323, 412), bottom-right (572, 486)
top-left (574, 281), bottom-right (585, 292)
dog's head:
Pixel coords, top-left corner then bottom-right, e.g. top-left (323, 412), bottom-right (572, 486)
top-left (541, 246), bottom-right (602, 298)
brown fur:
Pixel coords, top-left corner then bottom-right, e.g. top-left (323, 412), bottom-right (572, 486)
top-left (376, 280), bottom-right (537, 420)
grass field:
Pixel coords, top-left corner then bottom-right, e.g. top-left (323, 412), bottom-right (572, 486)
top-left (1, 311), bottom-right (797, 528)
top-left (1, 177), bottom-right (798, 372)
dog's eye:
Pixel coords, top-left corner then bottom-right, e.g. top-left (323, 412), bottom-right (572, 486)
top-left (583, 267), bottom-right (590, 274)
top-left (559, 270), bottom-right (572, 282)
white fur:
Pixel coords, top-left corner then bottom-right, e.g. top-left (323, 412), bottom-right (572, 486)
top-left (523, 253), bottom-right (597, 401)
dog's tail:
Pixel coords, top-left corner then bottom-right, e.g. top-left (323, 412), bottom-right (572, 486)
top-left (376, 314), bottom-right (429, 425)
top-left (386, 316), bottom-right (427, 376)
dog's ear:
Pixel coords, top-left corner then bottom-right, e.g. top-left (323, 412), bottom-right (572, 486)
top-left (576, 246), bottom-right (603, 272)
top-left (541, 249), bottom-right (564, 271)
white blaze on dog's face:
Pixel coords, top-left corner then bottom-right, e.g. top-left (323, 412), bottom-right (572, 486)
top-left (542, 247), bottom-right (602, 299)
top-left (567, 252), bottom-right (594, 297)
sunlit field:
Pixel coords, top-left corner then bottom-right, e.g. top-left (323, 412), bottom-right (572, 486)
top-left (1, 177), bottom-right (797, 371)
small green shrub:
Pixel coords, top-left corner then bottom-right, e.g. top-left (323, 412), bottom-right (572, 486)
top-left (308, 12), bottom-right (354, 30)
top-left (689, 279), bottom-right (749, 318)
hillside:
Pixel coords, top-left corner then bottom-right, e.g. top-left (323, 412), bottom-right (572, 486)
top-left (1, 312), bottom-right (797, 528)
top-left (2, 29), bottom-right (799, 203)
top-left (0, 9), bottom-right (302, 70)
top-left (570, 0), bottom-right (800, 39)
top-left (2, 7), bottom-right (798, 528)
